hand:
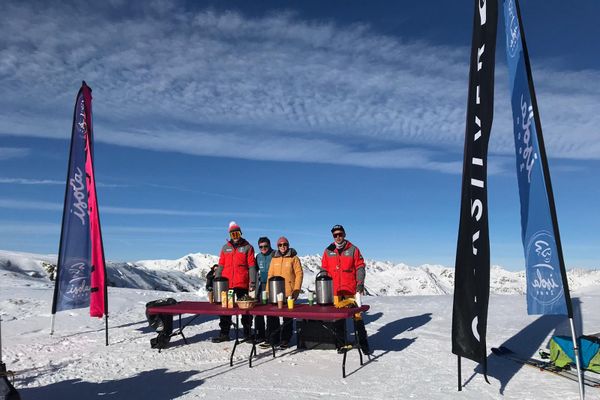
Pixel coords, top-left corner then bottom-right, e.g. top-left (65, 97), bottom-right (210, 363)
top-left (249, 284), bottom-right (256, 292)
top-left (292, 290), bottom-right (300, 300)
top-left (356, 284), bottom-right (364, 294)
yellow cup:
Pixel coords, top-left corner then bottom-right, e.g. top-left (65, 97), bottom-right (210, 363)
top-left (287, 298), bottom-right (294, 309)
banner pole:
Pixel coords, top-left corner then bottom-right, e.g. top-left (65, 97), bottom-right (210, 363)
top-left (568, 317), bottom-right (584, 400)
top-left (457, 355), bottom-right (462, 391)
top-left (105, 315), bottom-right (109, 346)
top-left (50, 314), bottom-right (56, 336)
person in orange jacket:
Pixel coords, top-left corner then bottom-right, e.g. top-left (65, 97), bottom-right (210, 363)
top-left (261, 236), bottom-right (303, 349)
top-left (211, 221), bottom-right (257, 343)
top-left (320, 224), bottom-right (371, 355)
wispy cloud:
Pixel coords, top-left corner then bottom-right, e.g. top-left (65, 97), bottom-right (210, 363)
top-left (0, 2), bottom-right (598, 173)
top-left (0, 177), bottom-right (62, 185)
top-left (0, 147), bottom-right (30, 160)
top-left (0, 222), bottom-right (221, 235)
top-left (0, 222), bottom-right (59, 235)
top-left (143, 183), bottom-right (247, 201)
top-left (0, 198), bottom-right (269, 218)
top-left (0, 177), bottom-right (128, 188)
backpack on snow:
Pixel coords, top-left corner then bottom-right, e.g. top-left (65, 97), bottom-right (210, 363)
top-left (145, 298), bottom-right (177, 349)
top-left (0, 364), bottom-right (21, 400)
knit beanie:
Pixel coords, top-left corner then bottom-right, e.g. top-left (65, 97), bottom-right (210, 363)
top-left (228, 221), bottom-right (241, 233)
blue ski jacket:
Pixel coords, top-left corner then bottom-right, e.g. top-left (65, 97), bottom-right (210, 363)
top-left (255, 249), bottom-right (273, 290)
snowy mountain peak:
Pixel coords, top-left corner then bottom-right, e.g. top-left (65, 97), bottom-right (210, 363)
top-left (1, 249), bottom-right (599, 296)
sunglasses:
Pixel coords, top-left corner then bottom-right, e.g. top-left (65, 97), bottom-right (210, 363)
top-left (332, 232), bottom-right (345, 238)
top-left (278, 243), bottom-right (289, 247)
top-left (259, 245), bottom-right (270, 249)
top-left (229, 231), bottom-right (242, 239)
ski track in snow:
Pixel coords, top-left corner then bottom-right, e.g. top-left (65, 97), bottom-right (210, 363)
top-left (1, 250), bottom-right (599, 399)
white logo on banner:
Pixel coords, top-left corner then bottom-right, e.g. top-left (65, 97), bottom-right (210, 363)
top-left (526, 231), bottom-right (563, 307)
top-left (69, 167), bottom-right (88, 226)
top-left (506, 0), bottom-right (520, 58)
top-left (63, 261), bottom-right (91, 302)
top-left (77, 99), bottom-right (87, 140)
top-left (517, 95), bottom-right (538, 184)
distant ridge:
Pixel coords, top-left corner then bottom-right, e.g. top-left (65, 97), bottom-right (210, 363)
top-left (1, 249), bottom-right (599, 296)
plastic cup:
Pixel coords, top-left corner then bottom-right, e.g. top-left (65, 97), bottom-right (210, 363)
top-left (207, 291), bottom-right (214, 303)
top-left (277, 300), bottom-right (283, 309)
top-left (287, 297), bottom-right (294, 309)
top-left (308, 292), bottom-right (314, 306)
top-left (261, 291), bottom-right (268, 305)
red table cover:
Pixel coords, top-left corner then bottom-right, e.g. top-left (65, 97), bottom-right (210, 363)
top-left (146, 301), bottom-right (245, 316)
top-left (147, 301), bottom-right (369, 321)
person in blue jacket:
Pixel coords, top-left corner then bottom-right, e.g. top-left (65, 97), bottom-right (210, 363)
top-left (254, 236), bottom-right (273, 342)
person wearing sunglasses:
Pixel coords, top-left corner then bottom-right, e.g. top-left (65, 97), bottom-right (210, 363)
top-left (321, 224), bottom-right (371, 355)
top-left (211, 221), bottom-right (257, 343)
top-left (261, 236), bottom-right (303, 350)
top-left (254, 236), bottom-right (273, 343)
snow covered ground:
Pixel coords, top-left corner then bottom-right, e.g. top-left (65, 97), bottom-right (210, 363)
top-left (1, 250), bottom-right (599, 399)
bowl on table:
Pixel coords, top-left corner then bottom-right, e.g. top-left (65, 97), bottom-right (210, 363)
top-left (236, 300), bottom-right (257, 309)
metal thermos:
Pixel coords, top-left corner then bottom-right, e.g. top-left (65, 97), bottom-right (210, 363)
top-left (315, 271), bottom-right (334, 305)
top-left (213, 277), bottom-right (229, 303)
top-left (268, 276), bottom-right (285, 304)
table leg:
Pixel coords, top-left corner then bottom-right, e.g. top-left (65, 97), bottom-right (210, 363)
top-left (230, 314), bottom-right (240, 367)
top-left (179, 315), bottom-right (189, 345)
top-left (342, 347), bottom-right (347, 378)
top-left (249, 338), bottom-right (256, 368)
top-left (353, 319), bottom-right (363, 365)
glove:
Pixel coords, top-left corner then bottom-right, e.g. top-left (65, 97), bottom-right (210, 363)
top-left (292, 290), bottom-right (300, 300)
top-left (356, 283), bottom-right (364, 294)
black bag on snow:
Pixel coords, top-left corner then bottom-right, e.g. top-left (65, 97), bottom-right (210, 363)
top-left (145, 298), bottom-right (177, 349)
top-left (0, 363), bottom-right (21, 400)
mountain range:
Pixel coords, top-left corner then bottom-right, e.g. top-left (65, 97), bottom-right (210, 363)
top-left (2, 249), bottom-right (599, 296)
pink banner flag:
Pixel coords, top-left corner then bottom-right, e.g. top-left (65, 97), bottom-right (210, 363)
top-left (82, 84), bottom-right (108, 318)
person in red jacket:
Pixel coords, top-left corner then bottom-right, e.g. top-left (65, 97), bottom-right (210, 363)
top-left (321, 225), bottom-right (366, 296)
top-left (211, 221), bottom-right (257, 343)
top-left (321, 224), bottom-right (370, 355)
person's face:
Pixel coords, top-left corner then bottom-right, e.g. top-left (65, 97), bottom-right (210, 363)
top-left (230, 230), bottom-right (242, 243)
top-left (332, 230), bottom-right (345, 245)
top-left (277, 242), bottom-right (289, 253)
top-left (258, 242), bottom-right (270, 254)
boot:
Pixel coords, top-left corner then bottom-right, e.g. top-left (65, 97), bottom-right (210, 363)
top-left (211, 333), bottom-right (230, 343)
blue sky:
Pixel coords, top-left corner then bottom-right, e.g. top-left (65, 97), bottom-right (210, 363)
top-left (0, 1), bottom-right (598, 269)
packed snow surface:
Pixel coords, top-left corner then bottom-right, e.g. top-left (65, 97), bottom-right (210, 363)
top-left (1, 249), bottom-right (599, 399)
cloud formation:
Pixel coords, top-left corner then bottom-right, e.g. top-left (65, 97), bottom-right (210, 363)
top-left (0, 147), bottom-right (30, 160)
top-left (0, 198), bottom-right (268, 218)
top-left (0, 2), bottom-right (598, 173)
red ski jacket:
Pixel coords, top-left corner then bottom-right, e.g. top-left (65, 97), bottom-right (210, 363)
top-left (218, 239), bottom-right (256, 289)
top-left (321, 241), bottom-right (365, 296)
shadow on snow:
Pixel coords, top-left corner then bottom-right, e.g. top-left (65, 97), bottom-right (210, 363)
top-left (19, 368), bottom-right (203, 400)
top-left (364, 312), bottom-right (432, 360)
